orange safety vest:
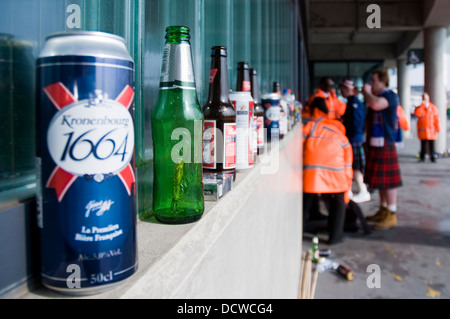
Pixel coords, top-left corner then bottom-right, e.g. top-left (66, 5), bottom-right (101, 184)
top-left (414, 102), bottom-right (440, 140)
top-left (304, 89), bottom-right (345, 122)
top-left (330, 89), bottom-right (347, 120)
top-left (302, 110), bottom-right (353, 195)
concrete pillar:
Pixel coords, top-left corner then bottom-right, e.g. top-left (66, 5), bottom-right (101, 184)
top-left (397, 58), bottom-right (411, 138)
top-left (424, 27), bottom-right (447, 154)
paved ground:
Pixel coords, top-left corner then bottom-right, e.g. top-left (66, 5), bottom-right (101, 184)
top-left (303, 118), bottom-right (450, 299)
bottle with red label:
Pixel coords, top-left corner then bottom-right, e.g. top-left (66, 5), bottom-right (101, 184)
top-left (250, 68), bottom-right (264, 155)
top-left (236, 62), bottom-right (252, 93)
top-left (236, 61), bottom-right (255, 167)
top-left (202, 46), bottom-right (236, 180)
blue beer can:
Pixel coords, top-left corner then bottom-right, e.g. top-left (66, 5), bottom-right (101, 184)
top-left (36, 32), bottom-right (137, 294)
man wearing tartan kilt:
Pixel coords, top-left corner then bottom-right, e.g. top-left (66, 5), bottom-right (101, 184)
top-left (362, 69), bottom-right (403, 230)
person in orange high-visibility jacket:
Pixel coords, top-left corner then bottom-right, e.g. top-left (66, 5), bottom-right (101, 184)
top-left (302, 97), bottom-right (353, 245)
top-left (330, 88), bottom-right (347, 120)
top-left (414, 92), bottom-right (441, 162)
top-left (394, 105), bottom-right (410, 148)
top-left (397, 105), bottom-right (410, 131)
top-left (303, 77), bottom-right (346, 123)
top-left (303, 87), bottom-right (327, 123)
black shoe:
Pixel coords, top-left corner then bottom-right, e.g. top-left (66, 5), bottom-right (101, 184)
top-left (327, 236), bottom-right (344, 245)
top-left (344, 223), bottom-right (359, 233)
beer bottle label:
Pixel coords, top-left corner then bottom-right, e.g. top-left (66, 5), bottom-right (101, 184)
top-left (223, 123), bottom-right (236, 169)
top-left (233, 100), bottom-right (249, 169)
top-left (160, 43), bottom-right (196, 90)
top-left (257, 116), bottom-right (264, 148)
top-left (203, 120), bottom-right (216, 169)
top-left (242, 81), bottom-right (251, 92)
top-left (252, 117), bottom-right (257, 155)
top-left (248, 101), bottom-right (255, 167)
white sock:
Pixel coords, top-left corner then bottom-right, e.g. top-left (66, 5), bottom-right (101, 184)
top-left (388, 204), bottom-right (397, 213)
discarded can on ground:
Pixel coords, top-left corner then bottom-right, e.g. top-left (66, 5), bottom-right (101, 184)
top-left (337, 264), bottom-right (354, 281)
top-left (319, 249), bottom-right (331, 257)
top-left (36, 31), bottom-right (137, 295)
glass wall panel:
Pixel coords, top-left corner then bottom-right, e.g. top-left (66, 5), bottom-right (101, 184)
top-left (232, 0), bottom-right (251, 90)
top-left (204, 0), bottom-right (233, 99)
top-left (250, 0), bottom-right (263, 95)
top-left (260, 0), bottom-right (271, 93)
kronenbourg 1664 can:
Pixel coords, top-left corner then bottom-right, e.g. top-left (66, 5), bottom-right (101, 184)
top-left (36, 32), bottom-right (137, 294)
top-left (229, 91), bottom-right (255, 170)
top-left (261, 93), bottom-right (281, 142)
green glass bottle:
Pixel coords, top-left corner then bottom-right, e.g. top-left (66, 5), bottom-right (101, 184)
top-left (151, 26), bottom-right (204, 224)
top-left (311, 236), bottom-right (319, 263)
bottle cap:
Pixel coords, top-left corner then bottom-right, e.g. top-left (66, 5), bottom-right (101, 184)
top-left (237, 61), bottom-right (249, 69)
top-left (211, 46), bottom-right (227, 57)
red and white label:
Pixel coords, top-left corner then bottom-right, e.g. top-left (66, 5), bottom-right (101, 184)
top-left (257, 116), bottom-right (264, 147)
top-left (248, 101), bottom-right (255, 166)
top-left (231, 93), bottom-right (254, 170)
top-left (203, 120), bottom-right (216, 169)
top-left (223, 123), bottom-right (236, 169)
top-left (242, 81), bottom-right (251, 92)
top-left (252, 116), bottom-right (257, 155)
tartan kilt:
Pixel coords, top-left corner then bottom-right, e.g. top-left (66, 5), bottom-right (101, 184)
top-left (364, 143), bottom-right (403, 189)
top-left (351, 141), bottom-right (366, 172)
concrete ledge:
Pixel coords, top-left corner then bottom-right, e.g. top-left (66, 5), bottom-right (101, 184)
top-left (18, 125), bottom-right (303, 299)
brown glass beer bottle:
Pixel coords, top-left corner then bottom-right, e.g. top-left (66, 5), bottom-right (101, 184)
top-left (202, 46), bottom-right (236, 180)
top-left (250, 68), bottom-right (264, 155)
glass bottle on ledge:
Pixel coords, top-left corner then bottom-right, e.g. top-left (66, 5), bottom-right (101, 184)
top-left (273, 81), bottom-right (285, 139)
top-left (151, 26), bottom-right (204, 224)
top-left (250, 68), bottom-right (264, 155)
top-left (202, 46), bottom-right (236, 180)
top-left (236, 61), bottom-right (255, 167)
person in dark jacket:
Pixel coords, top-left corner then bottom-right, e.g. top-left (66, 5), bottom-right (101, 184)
top-left (339, 79), bottom-right (370, 204)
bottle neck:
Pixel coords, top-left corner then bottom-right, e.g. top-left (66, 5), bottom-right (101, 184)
top-left (159, 41), bottom-right (196, 90)
top-left (273, 82), bottom-right (280, 94)
top-left (236, 68), bottom-right (251, 92)
top-left (165, 37), bottom-right (190, 45)
top-left (250, 75), bottom-right (260, 102)
top-left (165, 26), bottom-right (190, 44)
top-left (207, 55), bottom-right (230, 103)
